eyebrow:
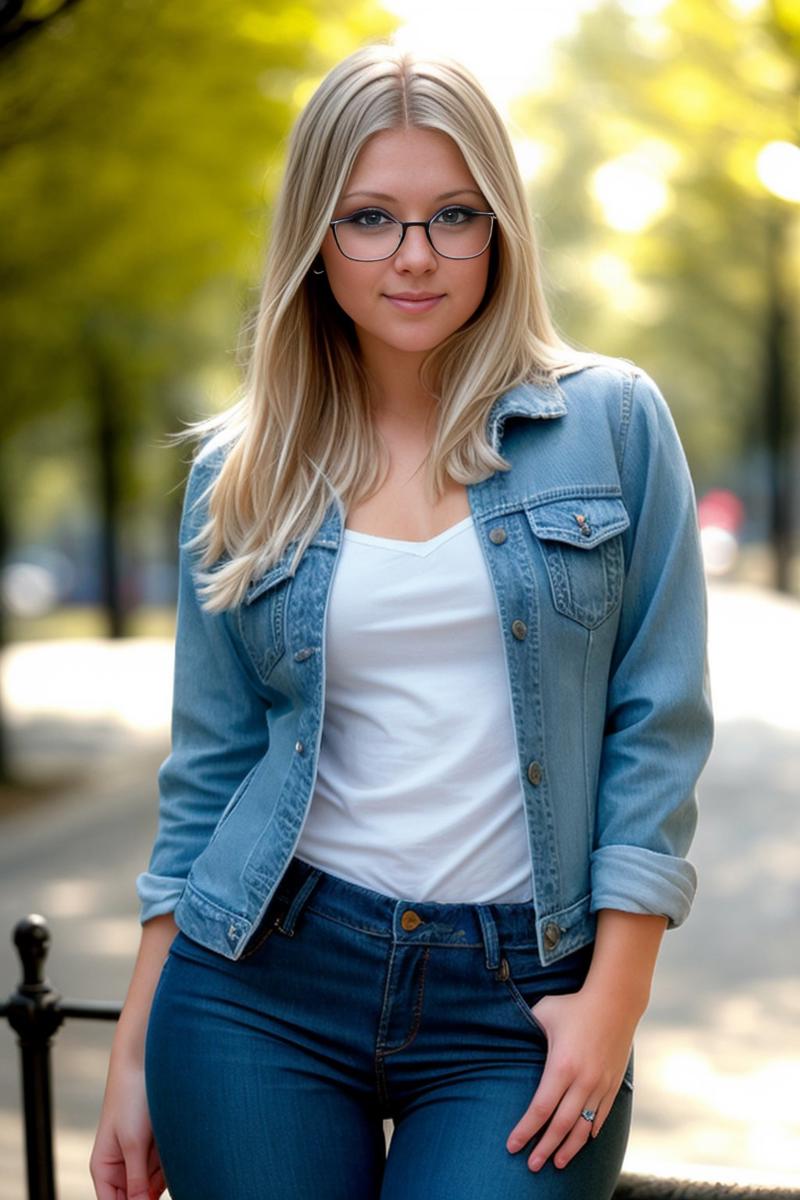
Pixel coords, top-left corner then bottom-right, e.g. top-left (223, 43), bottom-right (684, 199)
top-left (341, 188), bottom-right (485, 203)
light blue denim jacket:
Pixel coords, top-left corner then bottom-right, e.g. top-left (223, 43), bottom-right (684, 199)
top-left (136, 358), bottom-right (714, 965)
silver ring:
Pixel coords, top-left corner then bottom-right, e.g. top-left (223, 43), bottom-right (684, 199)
top-left (580, 1108), bottom-right (596, 1123)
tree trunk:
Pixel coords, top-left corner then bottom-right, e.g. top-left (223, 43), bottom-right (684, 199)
top-left (0, 453), bottom-right (10, 782)
top-left (764, 207), bottom-right (795, 595)
top-left (92, 348), bottom-right (127, 639)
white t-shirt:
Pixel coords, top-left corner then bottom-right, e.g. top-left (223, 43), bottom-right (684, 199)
top-left (295, 514), bottom-right (533, 903)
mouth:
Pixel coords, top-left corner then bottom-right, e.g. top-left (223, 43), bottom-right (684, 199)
top-left (384, 293), bottom-right (445, 313)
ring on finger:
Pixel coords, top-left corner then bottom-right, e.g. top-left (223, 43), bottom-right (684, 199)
top-left (579, 1107), bottom-right (597, 1123)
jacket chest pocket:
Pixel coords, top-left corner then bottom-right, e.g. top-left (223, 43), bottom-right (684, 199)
top-left (238, 557), bottom-right (295, 681)
top-left (525, 494), bottom-right (630, 630)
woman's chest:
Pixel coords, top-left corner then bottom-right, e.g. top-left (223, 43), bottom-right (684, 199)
top-left (345, 476), bottom-right (471, 542)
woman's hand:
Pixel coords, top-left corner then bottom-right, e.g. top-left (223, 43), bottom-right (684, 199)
top-left (90, 1058), bottom-right (166, 1200)
top-left (90, 912), bottom-right (178, 1200)
top-left (505, 908), bottom-right (667, 1172)
top-left (504, 984), bottom-right (640, 1172)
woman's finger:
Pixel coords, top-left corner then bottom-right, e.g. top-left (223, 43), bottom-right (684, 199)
top-left (118, 1139), bottom-right (154, 1200)
top-left (146, 1140), bottom-right (167, 1198)
top-left (590, 1078), bottom-right (624, 1140)
top-left (546, 1089), bottom-right (607, 1170)
top-left (506, 1061), bottom-right (569, 1151)
top-left (524, 1079), bottom-right (595, 1171)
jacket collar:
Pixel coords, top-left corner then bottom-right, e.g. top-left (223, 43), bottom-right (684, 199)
top-left (485, 377), bottom-right (568, 451)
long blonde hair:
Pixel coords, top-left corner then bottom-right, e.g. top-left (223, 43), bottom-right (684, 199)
top-left (179, 42), bottom-right (603, 613)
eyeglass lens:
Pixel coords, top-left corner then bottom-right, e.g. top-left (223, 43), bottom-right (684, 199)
top-left (335, 207), bottom-right (493, 260)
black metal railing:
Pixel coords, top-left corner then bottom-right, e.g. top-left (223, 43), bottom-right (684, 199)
top-left (1, 915), bottom-right (121, 1200)
top-left (1, 914), bottom-right (798, 1200)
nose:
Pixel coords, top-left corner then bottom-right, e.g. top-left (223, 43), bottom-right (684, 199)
top-left (393, 223), bottom-right (437, 272)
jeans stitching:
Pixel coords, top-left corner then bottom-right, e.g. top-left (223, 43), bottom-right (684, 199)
top-left (503, 975), bottom-right (550, 1039)
top-left (381, 946), bottom-right (432, 1057)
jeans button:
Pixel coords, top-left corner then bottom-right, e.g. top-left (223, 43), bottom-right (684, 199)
top-left (401, 910), bottom-right (423, 931)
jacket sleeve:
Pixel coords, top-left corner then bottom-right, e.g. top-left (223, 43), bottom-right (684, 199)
top-left (135, 447), bottom-right (271, 924)
top-left (589, 368), bottom-right (714, 928)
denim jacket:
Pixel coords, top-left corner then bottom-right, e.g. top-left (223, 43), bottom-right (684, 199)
top-left (136, 358), bottom-right (714, 965)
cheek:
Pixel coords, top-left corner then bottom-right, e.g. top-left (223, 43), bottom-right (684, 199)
top-left (456, 260), bottom-right (490, 317)
top-left (320, 251), bottom-right (375, 321)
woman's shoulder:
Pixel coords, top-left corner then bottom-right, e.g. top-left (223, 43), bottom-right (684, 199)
top-left (554, 352), bottom-right (651, 395)
top-left (552, 353), bottom-right (674, 442)
top-left (182, 432), bottom-right (236, 500)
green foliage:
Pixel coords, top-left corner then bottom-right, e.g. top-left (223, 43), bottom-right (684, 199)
top-left (512, 0), bottom-right (800, 485)
top-left (0, 0), bottom-right (395, 544)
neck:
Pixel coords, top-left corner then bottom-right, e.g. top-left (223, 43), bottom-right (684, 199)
top-left (360, 345), bottom-right (438, 431)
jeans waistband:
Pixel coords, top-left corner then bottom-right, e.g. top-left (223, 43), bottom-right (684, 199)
top-left (272, 856), bottom-right (540, 973)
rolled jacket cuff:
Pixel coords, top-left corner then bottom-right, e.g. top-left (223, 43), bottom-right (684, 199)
top-left (136, 871), bottom-right (187, 924)
top-left (589, 844), bottom-right (697, 929)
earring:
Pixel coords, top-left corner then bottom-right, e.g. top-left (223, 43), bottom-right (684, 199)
top-left (311, 258), bottom-right (325, 276)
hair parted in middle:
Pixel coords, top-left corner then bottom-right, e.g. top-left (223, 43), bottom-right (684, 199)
top-left (178, 41), bottom-right (607, 614)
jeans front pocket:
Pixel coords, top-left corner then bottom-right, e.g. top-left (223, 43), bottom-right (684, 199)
top-left (498, 940), bottom-right (594, 1040)
top-left (526, 493), bottom-right (630, 629)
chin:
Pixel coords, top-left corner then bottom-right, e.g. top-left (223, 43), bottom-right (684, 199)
top-left (383, 326), bottom-right (458, 352)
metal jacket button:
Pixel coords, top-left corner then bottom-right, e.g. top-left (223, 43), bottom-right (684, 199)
top-left (295, 740), bottom-right (304, 754)
top-left (489, 527), bottom-right (507, 544)
top-left (511, 619), bottom-right (527, 640)
top-left (527, 760), bottom-right (542, 786)
top-left (543, 922), bottom-right (561, 950)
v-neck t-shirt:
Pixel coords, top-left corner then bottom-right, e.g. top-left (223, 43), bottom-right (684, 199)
top-left (294, 514), bottom-right (533, 903)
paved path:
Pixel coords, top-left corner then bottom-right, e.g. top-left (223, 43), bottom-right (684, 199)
top-left (0, 581), bottom-right (798, 1198)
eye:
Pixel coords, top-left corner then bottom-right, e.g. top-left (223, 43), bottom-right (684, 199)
top-left (432, 206), bottom-right (477, 226)
top-left (348, 208), bottom-right (396, 228)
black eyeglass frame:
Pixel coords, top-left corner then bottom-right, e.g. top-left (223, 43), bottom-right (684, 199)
top-left (329, 205), bottom-right (497, 262)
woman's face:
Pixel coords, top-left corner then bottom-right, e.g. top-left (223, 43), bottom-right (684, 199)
top-left (319, 127), bottom-right (492, 369)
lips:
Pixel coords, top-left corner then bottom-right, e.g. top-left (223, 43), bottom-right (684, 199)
top-left (384, 293), bottom-right (445, 313)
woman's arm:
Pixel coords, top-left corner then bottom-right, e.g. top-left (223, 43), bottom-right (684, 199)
top-left (109, 913), bottom-right (179, 1067)
top-left (590, 369), bottom-right (714, 926)
top-left (507, 368), bottom-right (713, 1174)
top-left (583, 907), bottom-right (667, 1018)
top-left (90, 913), bottom-right (178, 1200)
top-left (136, 445), bottom-right (271, 924)
top-left (506, 909), bottom-right (666, 1172)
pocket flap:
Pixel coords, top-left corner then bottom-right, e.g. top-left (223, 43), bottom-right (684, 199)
top-left (526, 495), bottom-right (629, 549)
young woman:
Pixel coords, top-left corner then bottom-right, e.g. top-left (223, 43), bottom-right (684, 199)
top-left (90, 42), bottom-right (714, 1200)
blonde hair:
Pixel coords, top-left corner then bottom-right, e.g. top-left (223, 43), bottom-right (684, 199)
top-left (178, 41), bottom-right (604, 612)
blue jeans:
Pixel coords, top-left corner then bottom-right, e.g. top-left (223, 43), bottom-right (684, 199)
top-left (145, 856), bottom-right (633, 1199)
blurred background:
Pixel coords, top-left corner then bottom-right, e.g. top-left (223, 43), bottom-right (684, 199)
top-left (0, 0), bottom-right (798, 1195)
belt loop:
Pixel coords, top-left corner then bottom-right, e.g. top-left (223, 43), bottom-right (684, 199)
top-left (278, 867), bottom-right (323, 936)
top-left (476, 904), bottom-right (501, 972)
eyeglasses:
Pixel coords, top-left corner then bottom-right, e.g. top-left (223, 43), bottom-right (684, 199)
top-left (329, 205), bottom-right (497, 262)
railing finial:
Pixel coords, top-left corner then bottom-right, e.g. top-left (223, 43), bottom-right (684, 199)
top-left (13, 914), bottom-right (51, 989)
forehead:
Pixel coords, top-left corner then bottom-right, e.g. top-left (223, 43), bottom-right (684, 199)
top-left (343, 127), bottom-right (480, 197)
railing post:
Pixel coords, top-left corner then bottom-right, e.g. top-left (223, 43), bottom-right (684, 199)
top-left (5, 914), bottom-right (64, 1200)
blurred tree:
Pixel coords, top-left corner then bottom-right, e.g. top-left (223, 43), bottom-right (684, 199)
top-left (0, 0), bottom-right (83, 48)
top-left (0, 0), bottom-right (394, 779)
top-left (513, 0), bottom-right (799, 588)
